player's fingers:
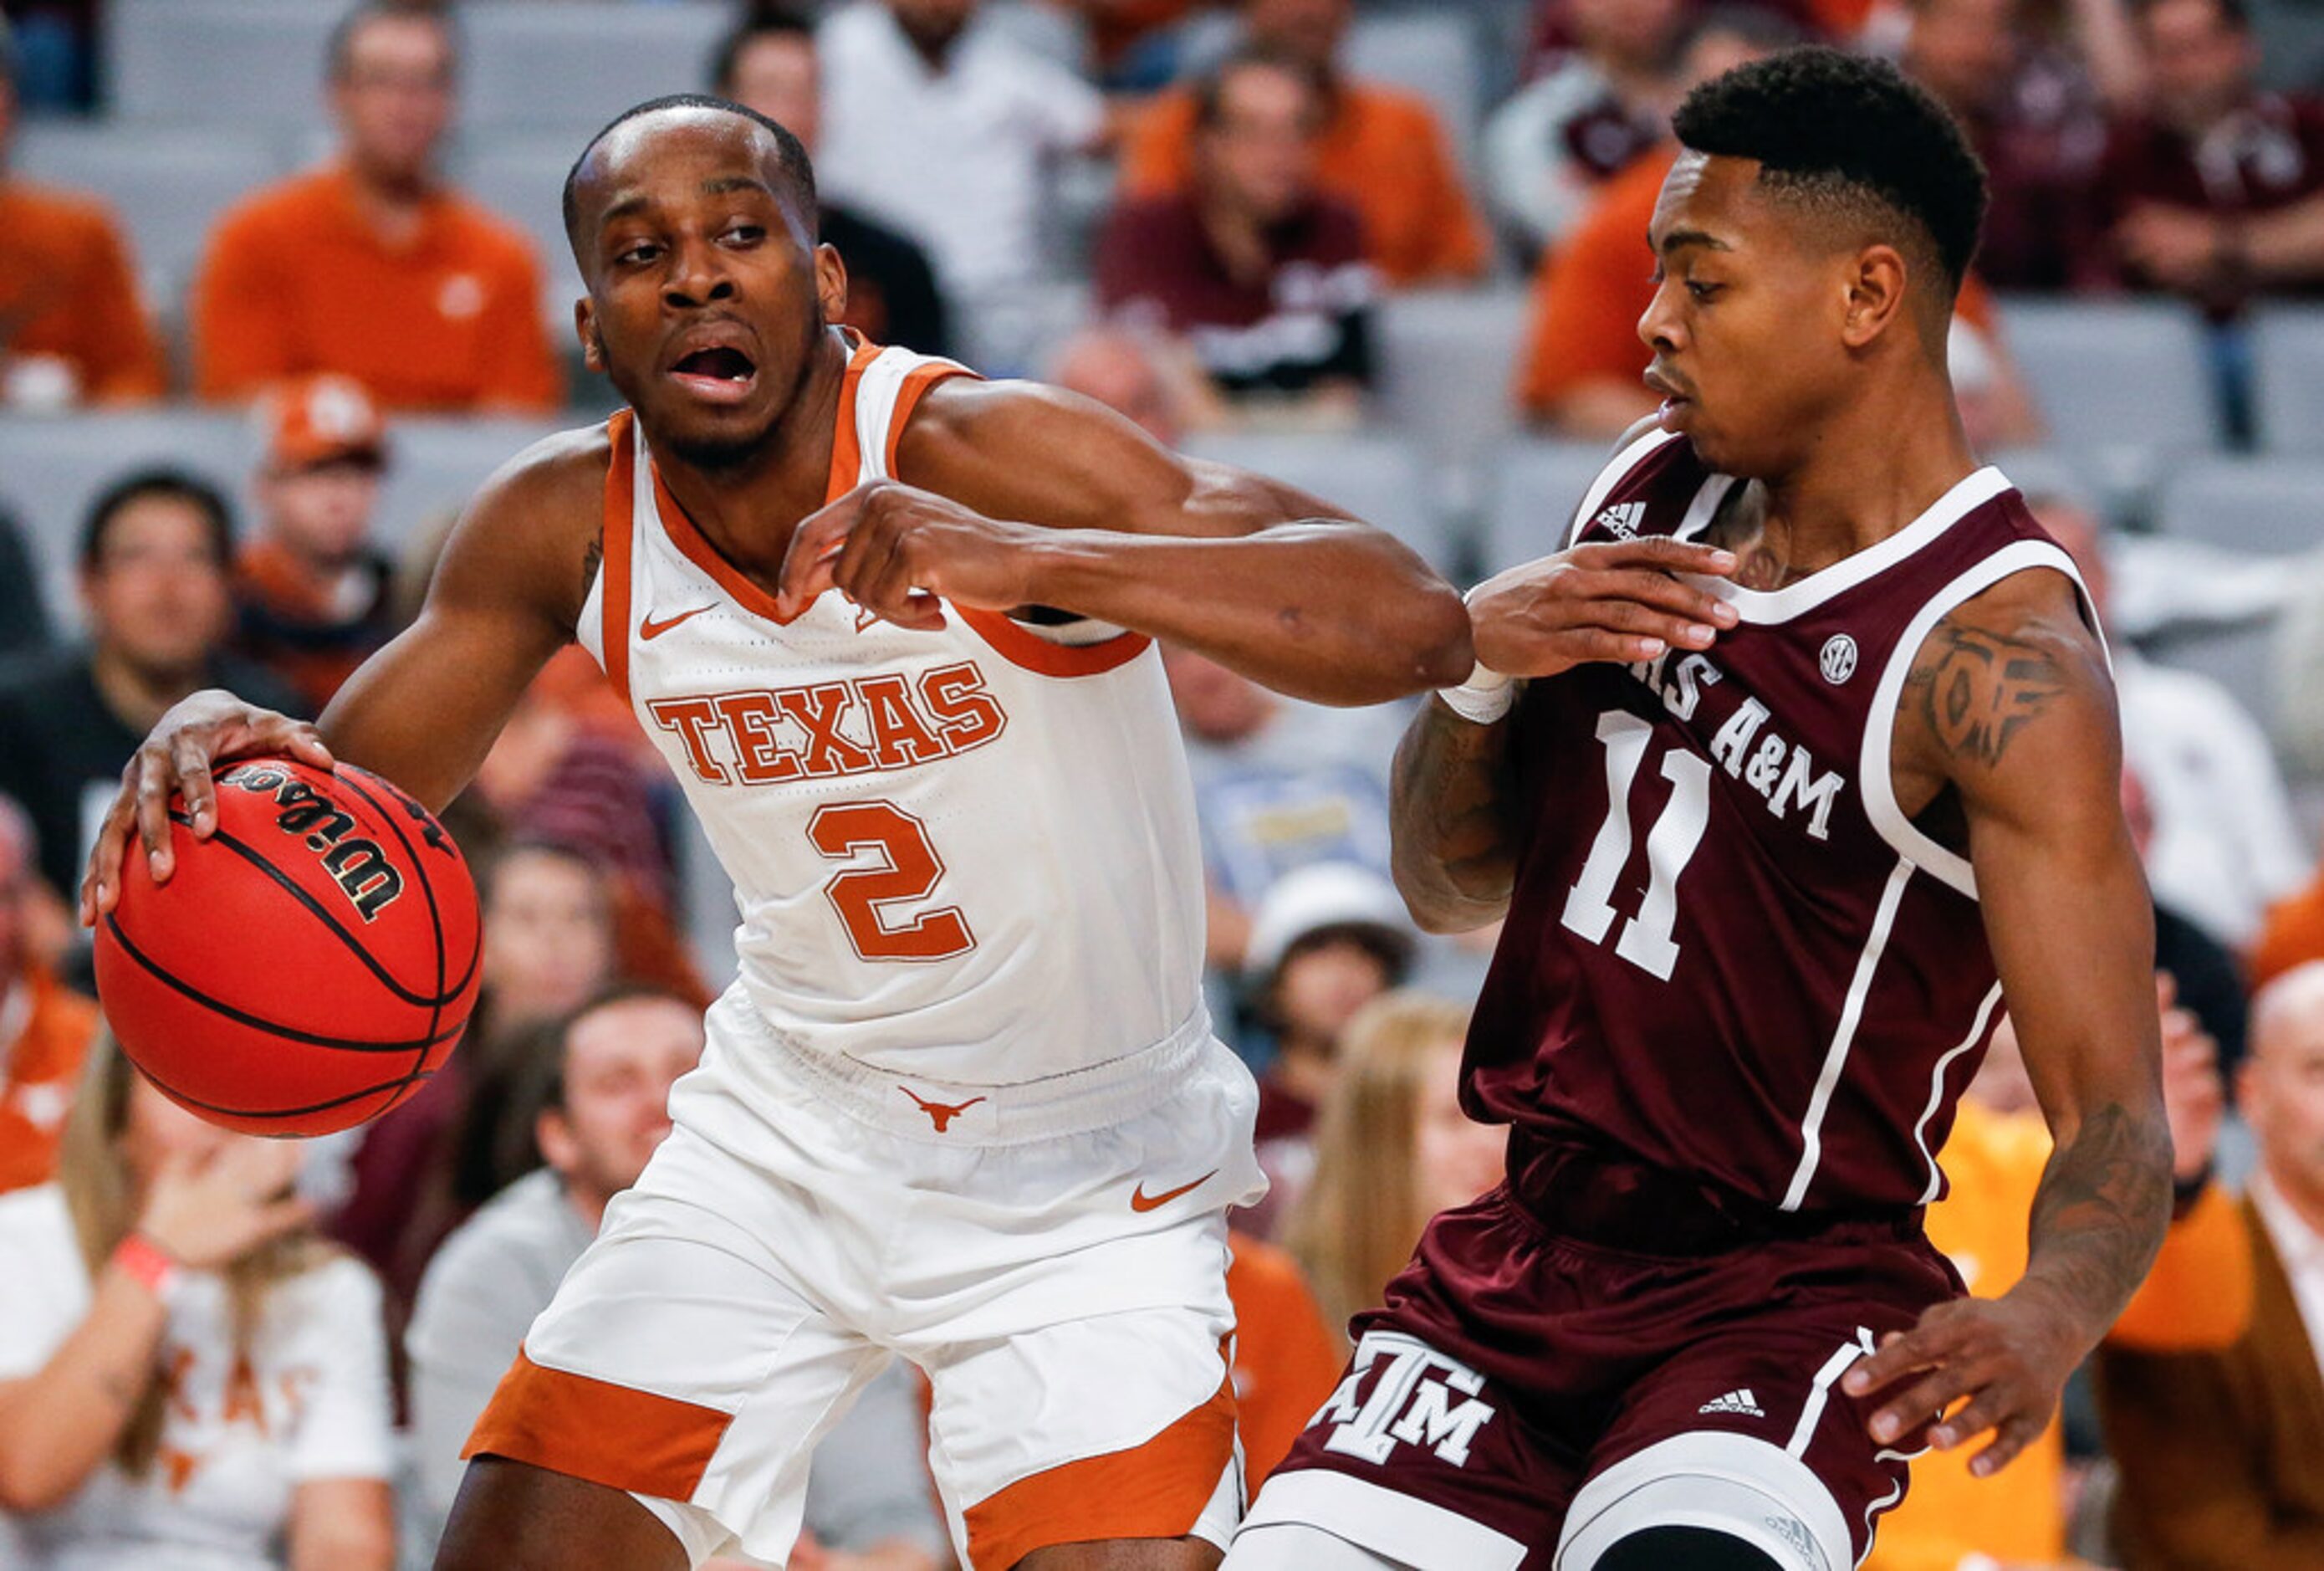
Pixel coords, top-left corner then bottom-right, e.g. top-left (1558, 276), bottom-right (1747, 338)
top-left (1560, 599), bottom-right (1722, 652)
top-left (777, 492), bottom-right (867, 613)
top-left (1967, 1413), bottom-right (2045, 1478)
top-left (1578, 536), bottom-right (1740, 580)
top-left (1843, 1316), bottom-right (1963, 1396)
top-left (1585, 569), bottom-right (1740, 628)
top-left (1868, 1362), bottom-right (1983, 1446)
top-left (171, 732), bottom-right (222, 839)
top-left (1549, 628), bottom-right (1668, 668)
top-left (81, 786), bottom-right (140, 924)
top-left (131, 745), bottom-right (182, 884)
top-left (266, 717), bottom-right (335, 772)
top-left (1928, 1387), bottom-right (2012, 1451)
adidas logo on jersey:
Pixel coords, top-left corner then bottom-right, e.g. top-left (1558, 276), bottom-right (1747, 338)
top-left (1596, 501), bottom-right (1647, 539)
top-left (1698, 1389), bottom-right (1765, 1418)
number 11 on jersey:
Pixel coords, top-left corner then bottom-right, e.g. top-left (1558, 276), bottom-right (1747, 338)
top-left (1561, 712), bottom-right (1712, 981)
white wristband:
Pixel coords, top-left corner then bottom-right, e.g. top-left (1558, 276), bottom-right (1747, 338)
top-left (1436, 662), bottom-right (1517, 724)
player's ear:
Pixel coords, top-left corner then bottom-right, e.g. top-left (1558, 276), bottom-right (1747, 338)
top-left (1840, 243), bottom-right (1908, 350)
top-left (575, 297), bottom-right (606, 375)
top-left (815, 242), bottom-right (849, 326)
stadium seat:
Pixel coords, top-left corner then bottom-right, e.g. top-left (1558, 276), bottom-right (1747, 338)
top-left (372, 417), bottom-right (570, 562)
top-left (1479, 438), bottom-right (1618, 581)
top-left (2250, 304), bottom-right (2324, 455)
top-left (1342, 10), bottom-right (1484, 166)
top-left (1376, 287), bottom-right (1526, 482)
top-left (0, 410), bottom-right (249, 632)
top-left (460, 138), bottom-right (588, 315)
top-left (462, 4), bottom-right (733, 134)
top-left (109, 0), bottom-right (335, 130)
top-left (2144, 456), bottom-right (2324, 762)
top-left (1995, 297), bottom-right (2224, 474)
top-left (11, 124), bottom-right (284, 306)
top-left (1179, 430), bottom-right (1450, 569)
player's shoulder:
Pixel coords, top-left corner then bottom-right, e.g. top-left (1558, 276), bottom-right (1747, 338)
top-left (472, 420), bottom-right (617, 519)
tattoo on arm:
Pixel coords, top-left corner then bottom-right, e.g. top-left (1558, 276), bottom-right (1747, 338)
top-left (1905, 622), bottom-right (2068, 769)
top-left (2022, 1101), bottom-right (2173, 1339)
top-left (1391, 699), bottom-right (1519, 928)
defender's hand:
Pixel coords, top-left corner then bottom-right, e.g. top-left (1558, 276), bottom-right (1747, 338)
top-left (776, 480), bottom-right (1047, 631)
top-left (1468, 538), bottom-right (1739, 681)
top-left (81, 691), bottom-right (334, 924)
top-left (1842, 1291), bottom-right (2083, 1477)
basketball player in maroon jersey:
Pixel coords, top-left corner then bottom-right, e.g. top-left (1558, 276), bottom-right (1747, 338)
top-left (1227, 49), bottom-right (2171, 1571)
top-left (80, 95), bottom-right (1472, 1571)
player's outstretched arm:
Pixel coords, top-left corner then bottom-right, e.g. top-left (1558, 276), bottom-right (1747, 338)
top-left (1844, 571), bottom-right (2172, 1478)
top-left (785, 378), bottom-right (1472, 705)
top-left (80, 432), bottom-right (605, 922)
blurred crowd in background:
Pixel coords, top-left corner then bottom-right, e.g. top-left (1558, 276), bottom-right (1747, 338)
top-left (5, 0), bottom-right (2324, 1568)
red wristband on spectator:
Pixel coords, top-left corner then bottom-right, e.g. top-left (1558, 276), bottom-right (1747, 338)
top-left (114, 1232), bottom-right (181, 1303)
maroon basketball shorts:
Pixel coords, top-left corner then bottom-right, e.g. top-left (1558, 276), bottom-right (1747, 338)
top-left (1239, 1154), bottom-right (1960, 1571)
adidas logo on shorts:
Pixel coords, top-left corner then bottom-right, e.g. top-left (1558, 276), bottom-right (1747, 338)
top-left (1595, 501), bottom-right (1647, 539)
top-left (1698, 1389), bottom-right (1765, 1418)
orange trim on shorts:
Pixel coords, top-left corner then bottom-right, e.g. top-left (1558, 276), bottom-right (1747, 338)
top-left (963, 1367), bottom-right (1238, 1570)
top-left (600, 412), bottom-right (637, 707)
top-left (463, 1348), bottom-right (733, 1504)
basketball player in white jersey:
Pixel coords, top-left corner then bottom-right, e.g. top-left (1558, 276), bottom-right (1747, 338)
top-left (81, 95), bottom-right (1476, 1570)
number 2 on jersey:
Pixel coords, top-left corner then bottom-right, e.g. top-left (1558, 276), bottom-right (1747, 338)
top-left (808, 801), bottom-right (976, 962)
top-left (1561, 712), bottom-right (1711, 980)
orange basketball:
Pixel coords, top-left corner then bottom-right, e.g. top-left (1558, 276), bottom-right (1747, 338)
top-left (94, 759), bottom-right (481, 1137)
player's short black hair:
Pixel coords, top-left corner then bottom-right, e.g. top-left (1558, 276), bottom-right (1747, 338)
top-left (1673, 46), bottom-right (1988, 294)
top-left (708, 3), bottom-right (817, 96)
top-left (325, 0), bottom-right (458, 85)
top-left (561, 92), bottom-right (818, 257)
top-left (79, 469), bottom-right (236, 574)
top-left (1193, 42), bottom-right (1331, 130)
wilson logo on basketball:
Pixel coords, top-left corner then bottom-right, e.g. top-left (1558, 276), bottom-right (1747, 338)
top-left (222, 765), bottom-right (406, 921)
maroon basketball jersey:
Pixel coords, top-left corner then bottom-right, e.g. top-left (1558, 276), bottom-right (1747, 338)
top-left (1467, 430), bottom-right (2095, 1214)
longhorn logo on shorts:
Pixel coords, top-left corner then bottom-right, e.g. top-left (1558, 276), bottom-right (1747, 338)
top-left (898, 1085), bottom-right (985, 1133)
top-left (1314, 1331), bottom-right (1498, 1468)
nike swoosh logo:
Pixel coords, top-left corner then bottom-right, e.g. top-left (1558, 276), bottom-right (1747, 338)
top-left (1131, 1170), bottom-right (1218, 1213)
top-left (640, 604), bottom-right (715, 640)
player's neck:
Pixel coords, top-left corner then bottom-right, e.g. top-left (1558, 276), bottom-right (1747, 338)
top-left (1753, 381), bottom-right (1977, 575)
top-left (652, 330), bottom-right (852, 571)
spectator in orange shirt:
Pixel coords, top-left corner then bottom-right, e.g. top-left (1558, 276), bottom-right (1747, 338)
top-left (1224, 1231), bottom-right (1342, 1492)
top-left (1514, 13), bottom-right (2044, 443)
top-left (1116, 0), bottom-right (1489, 287)
top-left (192, 1), bottom-right (560, 412)
top-left (0, 792), bottom-right (98, 1195)
top-left (1864, 980), bottom-right (2250, 1571)
top-left (232, 376), bottom-right (406, 714)
top-left (0, 17), bottom-right (166, 407)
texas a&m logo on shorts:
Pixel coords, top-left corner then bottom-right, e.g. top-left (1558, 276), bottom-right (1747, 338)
top-left (1313, 1331), bottom-right (1499, 1468)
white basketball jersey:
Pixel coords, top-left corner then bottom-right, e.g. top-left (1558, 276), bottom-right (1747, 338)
top-left (576, 340), bottom-right (1208, 1086)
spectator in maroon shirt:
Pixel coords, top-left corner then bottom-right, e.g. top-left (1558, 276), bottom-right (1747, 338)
top-left (2098, 0), bottom-right (2324, 315)
top-left (1095, 45), bottom-right (1377, 426)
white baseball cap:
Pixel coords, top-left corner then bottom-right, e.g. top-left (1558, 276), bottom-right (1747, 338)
top-left (1244, 861), bottom-right (1417, 983)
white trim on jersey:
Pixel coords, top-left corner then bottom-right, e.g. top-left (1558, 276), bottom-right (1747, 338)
top-left (1240, 1471), bottom-right (1528, 1571)
top-left (1857, 536), bottom-right (2108, 900)
top-left (1785, 1330), bottom-right (1876, 1458)
top-left (1670, 467), bottom-right (2014, 627)
top-left (1564, 427), bottom-right (1683, 550)
top-left (1554, 1430), bottom-right (1853, 1571)
top-left (1913, 980), bottom-right (2008, 1205)
top-left (1780, 857), bottom-right (1914, 1212)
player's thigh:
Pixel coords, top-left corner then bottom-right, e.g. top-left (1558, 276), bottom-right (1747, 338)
top-left (1559, 1323), bottom-right (1908, 1571)
top-left (924, 1301), bottom-right (1241, 1570)
top-left (434, 1456), bottom-right (688, 1571)
top-left (1017, 1535), bottom-right (1226, 1570)
top-left (1223, 1522), bottom-right (1412, 1570)
top-left (467, 1142), bottom-right (891, 1565)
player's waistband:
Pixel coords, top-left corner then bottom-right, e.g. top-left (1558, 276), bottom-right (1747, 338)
top-left (1505, 1131), bottom-right (1927, 1258)
top-left (710, 988), bottom-right (1219, 1146)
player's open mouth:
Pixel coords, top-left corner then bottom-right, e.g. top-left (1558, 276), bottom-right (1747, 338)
top-left (669, 346), bottom-right (758, 404)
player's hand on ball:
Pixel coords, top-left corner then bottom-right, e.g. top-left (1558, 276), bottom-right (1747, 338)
top-left (1841, 1291), bottom-right (2083, 1477)
top-left (135, 1139), bottom-right (314, 1272)
top-left (776, 479), bottom-right (1045, 631)
top-left (1467, 538), bottom-right (1739, 680)
top-left (81, 691), bottom-right (335, 923)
